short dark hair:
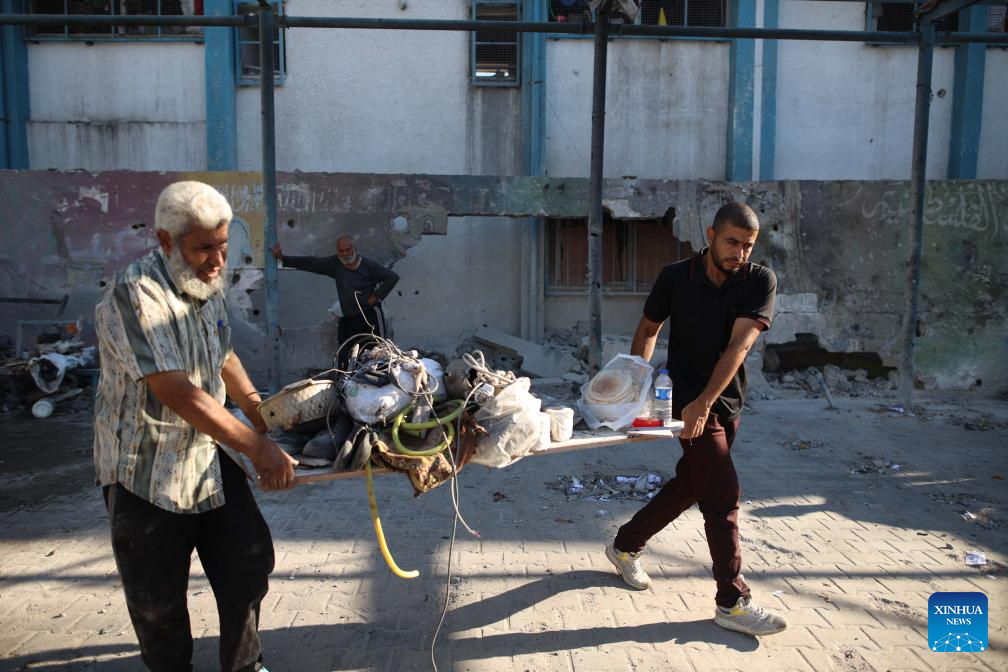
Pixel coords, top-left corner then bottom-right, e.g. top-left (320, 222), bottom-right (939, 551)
top-left (712, 202), bottom-right (759, 233)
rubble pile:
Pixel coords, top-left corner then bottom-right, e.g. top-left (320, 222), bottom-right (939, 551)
top-left (0, 322), bottom-right (95, 417)
top-left (764, 363), bottom-right (896, 399)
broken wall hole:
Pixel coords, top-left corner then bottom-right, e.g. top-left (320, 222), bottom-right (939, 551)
top-left (764, 333), bottom-right (896, 379)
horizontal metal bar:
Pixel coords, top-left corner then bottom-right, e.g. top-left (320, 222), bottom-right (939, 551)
top-left (0, 14), bottom-right (249, 28)
top-left (944, 31), bottom-right (1008, 44)
top-left (281, 16), bottom-right (594, 35)
top-left (1, 14), bottom-right (1006, 46)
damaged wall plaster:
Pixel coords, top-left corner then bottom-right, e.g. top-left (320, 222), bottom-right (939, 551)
top-left (0, 172), bottom-right (1004, 391)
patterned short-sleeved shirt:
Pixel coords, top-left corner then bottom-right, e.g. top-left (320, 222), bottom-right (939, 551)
top-left (94, 249), bottom-right (233, 514)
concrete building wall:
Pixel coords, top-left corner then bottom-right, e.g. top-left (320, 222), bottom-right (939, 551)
top-left (26, 43), bottom-right (206, 171)
top-left (774, 2), bottom-right (956, 180)
top-left (978, 48), bottom-right (1008, 178)
top-left (544, 38), bottom-right (730, 180)
top-left (2, 172), bottom-right (1004, 392)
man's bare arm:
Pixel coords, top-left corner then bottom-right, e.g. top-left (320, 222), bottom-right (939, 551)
top-left (680, 318), bottom-right (764, 439)
top-left (221, 352), bottom-right (268, 435)
top-left (145, 371), bottom-right (297, 490)
top-left (630, 315), bottom-right (664, 362)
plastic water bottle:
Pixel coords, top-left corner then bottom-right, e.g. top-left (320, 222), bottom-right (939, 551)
top-left (653, 369), bottom-right (674, 426)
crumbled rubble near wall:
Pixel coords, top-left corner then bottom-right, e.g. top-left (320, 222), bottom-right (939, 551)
top-left (1, 328), bottom-right (97, 417)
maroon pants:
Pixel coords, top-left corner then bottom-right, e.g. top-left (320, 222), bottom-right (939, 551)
top-left (614, 411), bottom-right (749, 608)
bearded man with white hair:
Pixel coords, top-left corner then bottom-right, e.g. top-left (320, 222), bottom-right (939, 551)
top-left (93, 181), bottom-right (296, 672)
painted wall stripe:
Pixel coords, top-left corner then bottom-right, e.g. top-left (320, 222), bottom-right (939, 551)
top-left (947, 6), bottom-right (986, 179)
top-left (759, 0), bottom-right (778, 181)
top-left (1, 0), bottom-right (30, 169)
top-left (205, 0), bottom-right (238, 170)
top-left (727, 0), bottom-right (757, 181)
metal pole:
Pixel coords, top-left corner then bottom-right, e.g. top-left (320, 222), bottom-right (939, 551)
top-left (258, 3), bottom-right (282, 394)
top-left (587, 5), bottom-right (609, 374)
top-left (900, 22), bottom-right (935, 413)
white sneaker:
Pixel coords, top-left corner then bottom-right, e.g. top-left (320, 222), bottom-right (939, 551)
top-left (714, 596), bottom-right (788, 636)
top-left (604, 542), bottom-right (652, 590)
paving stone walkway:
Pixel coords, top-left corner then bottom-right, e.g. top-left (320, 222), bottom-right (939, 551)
top-left (1, 395), bottom-right (1005, 671)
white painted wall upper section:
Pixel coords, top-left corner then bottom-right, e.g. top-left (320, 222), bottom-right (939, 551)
top-left (978, 48), bottom-right (1008, 178)
top-left (236, 0), bottom-right (472, 174)
top-left (26, 42), bottom-right (206, 170)
top-left (773, 2), bottom-right (955, 180)
top-left (544, 38), bottom-right (729, 180)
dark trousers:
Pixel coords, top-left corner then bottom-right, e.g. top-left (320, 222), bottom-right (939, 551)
top-left (614, 410), bottom-right (750, 608)
top-left (104, 454), bottom-right (274, 672)
top-left (337, 305), bottom-right (385, 369)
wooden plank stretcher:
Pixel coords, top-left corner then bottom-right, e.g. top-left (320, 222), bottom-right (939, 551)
top-left (293, 421), bottom-right (685, 485)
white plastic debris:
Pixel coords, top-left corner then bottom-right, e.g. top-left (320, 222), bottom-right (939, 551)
top-left (890, 464), bottom-right (901, 471)
top-left (647, 473), bottom-right (662, 485)
top-left (615, 476), bottom-right (637, 484)
top-left (771, 590), bottom-right (783, 598)
top-left (965, 551), bottom-right (987, 566)
top-left (568, 476), bottom-right (584, 495)
top-left (962, 511), bottom-right (978, 521)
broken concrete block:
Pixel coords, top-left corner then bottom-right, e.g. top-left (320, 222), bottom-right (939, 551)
top-left (474, 326), bottom-right (579, 378)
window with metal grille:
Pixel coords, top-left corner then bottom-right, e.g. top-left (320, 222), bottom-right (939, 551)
top-left (472, 1), bottom-right (520, 85)
top-left (989, 3), bottom-right (1007, 32)
top-left (545, 213), bottom-right (694, 294)
top-left (26, 0), bottom-right (203, 40)
top-left (867, 1), bottom-right (959, 32)
top-left (548, 1), bottom-right (726, 27)
top-left (234, 1), bottom-right (285, 86)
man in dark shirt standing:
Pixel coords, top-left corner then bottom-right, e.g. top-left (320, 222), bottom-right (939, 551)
top-left (604, 202), bottom-right (787, 637)
top-left (271, 236), bottom-right (399, 367)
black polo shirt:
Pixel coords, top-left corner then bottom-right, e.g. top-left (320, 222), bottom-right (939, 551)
top-left (642, 248), bottom-right (777, 421)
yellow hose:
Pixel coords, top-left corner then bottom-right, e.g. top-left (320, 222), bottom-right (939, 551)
top-left (365, 460), bottom-right (419, 579)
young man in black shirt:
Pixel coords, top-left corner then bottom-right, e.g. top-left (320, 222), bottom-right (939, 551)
top-left (604, 202), bottom-right (787, 636)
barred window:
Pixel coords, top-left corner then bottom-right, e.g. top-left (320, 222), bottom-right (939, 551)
top-left (472, 1), bottom-right (520, 85)
top-left (234, 1), bottom-right (285, 86)
top-left (26, 1), bottom-right (203, 40)
top-left (545, 213), bottom-right (693, 294)
top-left (548, 0), bottom-right (726, 28)
top-left (989, 4), bottom-right (1007, 32)
top-left (868, 1), bottom-right (959, 32)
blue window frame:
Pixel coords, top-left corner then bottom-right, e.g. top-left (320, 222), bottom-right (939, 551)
top-left (234, 0), bottom-right (284, 86)
top-left (25, 0), bottom-right (204, 42)
top-left (472, 0), bottom-right (521, 86)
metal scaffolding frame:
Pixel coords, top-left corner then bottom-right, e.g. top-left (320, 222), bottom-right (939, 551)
top-left (2, 2), bottom-right (1005, 406)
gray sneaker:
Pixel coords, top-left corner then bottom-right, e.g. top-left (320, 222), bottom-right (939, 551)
top-left (604, 542), bottom-right (652, 590)
top-left (714, 596), bottom-right (787, 636)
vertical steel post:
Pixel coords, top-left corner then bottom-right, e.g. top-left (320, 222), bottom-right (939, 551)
top-left (901, 23), bottom-right (935, 413)
top-left (258, 3), bottom-right (282, 393)
top-left (587, 7), bottom-right (609, 374)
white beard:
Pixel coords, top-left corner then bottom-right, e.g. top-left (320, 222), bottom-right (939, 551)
top-left (166, 248), bottom-right (225, 301)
